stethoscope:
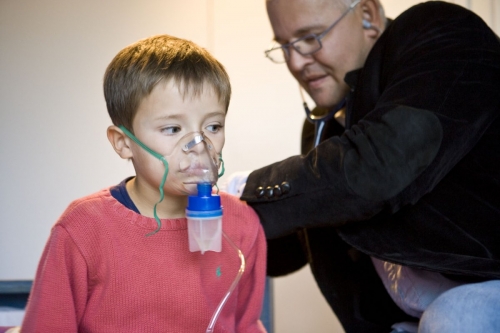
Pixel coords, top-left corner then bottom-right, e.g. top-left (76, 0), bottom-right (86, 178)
top-left (300, 87), bottom-right (346, 147)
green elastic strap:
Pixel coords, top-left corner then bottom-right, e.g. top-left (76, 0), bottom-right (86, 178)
top-left (218, 152), bottom-right (225, 178)
top-left (214, 152), bottom-right (225, 195)
top-left (120, 125), bottom-right (167, 236)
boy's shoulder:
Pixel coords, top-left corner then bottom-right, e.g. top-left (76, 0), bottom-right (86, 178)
top-left (65, 187), bottom-right (111, 211)
top-left (220, 191), bottom-right (262, 231)
top-left (56, 187), bottom-right (115, 228)
top-left (220, 191), bottom-right (256, 215)
top-left (219, 191), bottom-right (265, 251)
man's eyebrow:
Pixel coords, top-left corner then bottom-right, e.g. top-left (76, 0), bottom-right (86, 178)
top-left (273, 24), bottom-right (324, 43)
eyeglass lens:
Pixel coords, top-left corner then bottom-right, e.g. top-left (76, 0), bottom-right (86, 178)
top-left (266, 36), bottom-right (321, 63)
top-left (265, 0), bottom-right (360, 63)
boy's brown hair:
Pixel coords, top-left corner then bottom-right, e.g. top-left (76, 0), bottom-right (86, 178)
top-left (103, 34), bottom-right (231, 132)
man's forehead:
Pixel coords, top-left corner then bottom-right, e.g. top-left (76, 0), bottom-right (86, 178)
top-left (267, 0), bottom-right (343, 23)
top-left (267, 0), bottom-right (342, 41)
top-left (267, 0), bottom-right (344, 10)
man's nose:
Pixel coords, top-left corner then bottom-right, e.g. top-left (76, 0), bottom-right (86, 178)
top-left (287, 47), bottom-right (314, 72)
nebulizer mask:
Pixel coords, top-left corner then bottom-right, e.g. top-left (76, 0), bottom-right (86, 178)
top-left (120, 126), bottom-right (245, 332)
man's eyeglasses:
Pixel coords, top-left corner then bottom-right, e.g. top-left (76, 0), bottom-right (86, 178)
top-left (264, 0), bottom-right (360, 64)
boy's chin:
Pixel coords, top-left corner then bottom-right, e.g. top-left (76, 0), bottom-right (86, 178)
top-left (178, 181), bottom-right (212, 196)
top-left (167, 176), bottom-right (217, 196)
top-left (181, 183), bottom-right (199, 196)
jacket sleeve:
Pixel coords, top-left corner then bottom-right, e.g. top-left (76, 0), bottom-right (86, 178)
top-left (21, 226), bottom-right (88, 332)
top-left (241, 2), bottom-right (500, 240)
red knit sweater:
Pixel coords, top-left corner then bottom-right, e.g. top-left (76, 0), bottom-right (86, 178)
top-left (21, 189), bottom-right (267, 333)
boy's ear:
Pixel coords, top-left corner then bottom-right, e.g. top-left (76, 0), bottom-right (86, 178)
top-left (107, 125), bottom-right (133, 159)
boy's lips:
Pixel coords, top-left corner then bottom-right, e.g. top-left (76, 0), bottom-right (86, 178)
top-left (180, 167), bottom-right (209, 176)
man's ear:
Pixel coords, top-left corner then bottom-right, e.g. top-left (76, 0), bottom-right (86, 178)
top-left (361, 0), bottom-right (384, 38)
top-left (107, 125), bottom-right (133, 159)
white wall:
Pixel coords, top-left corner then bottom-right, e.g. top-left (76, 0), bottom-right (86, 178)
top-left (0, 0), bottom-right (305, 279)
top-left (0, 0), bottom-right (498, 332)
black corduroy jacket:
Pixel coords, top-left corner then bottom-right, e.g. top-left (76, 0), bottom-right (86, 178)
top-left (242, 2), bottom-right (500, 332)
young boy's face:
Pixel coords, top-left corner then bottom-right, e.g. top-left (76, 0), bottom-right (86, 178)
top-left (129, 79), bottom-right (226, 201)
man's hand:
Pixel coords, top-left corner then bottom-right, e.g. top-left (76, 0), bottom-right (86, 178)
top-left (220, 170), bottom-right (251, 197)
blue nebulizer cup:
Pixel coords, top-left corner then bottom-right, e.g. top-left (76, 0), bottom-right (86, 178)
top-left (186, 183), bottom-right (222, 254)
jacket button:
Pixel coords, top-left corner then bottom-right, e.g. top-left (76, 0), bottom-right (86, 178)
top-left (265, 186), bottom-right (274, 198)
top-left (255, 186), bottom-right (265, 198)
top-left (280, 181), bottom-right (291, 194)
top-left (273, 184), bottom-right (282, 197)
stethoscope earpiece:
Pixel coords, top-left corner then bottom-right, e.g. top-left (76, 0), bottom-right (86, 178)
top-left (362, 19), bottom-right (381, 32)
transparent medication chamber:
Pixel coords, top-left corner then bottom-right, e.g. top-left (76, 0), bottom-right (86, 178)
top-left (186, 183), bottom-right (222, 254)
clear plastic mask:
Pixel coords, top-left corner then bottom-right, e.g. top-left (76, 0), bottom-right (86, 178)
top-left (119, 126), bottom-right (224, 234)
top-left (166, 131), bottom-right (221, 195)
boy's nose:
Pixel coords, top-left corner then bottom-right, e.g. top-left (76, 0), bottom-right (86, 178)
top-left (182, 133), bottom-right (204, 153)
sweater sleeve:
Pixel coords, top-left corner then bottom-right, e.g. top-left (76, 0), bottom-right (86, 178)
top-left (21, 226), bottom-right (88, 332)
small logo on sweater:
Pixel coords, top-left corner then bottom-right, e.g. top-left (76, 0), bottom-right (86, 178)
top-left (216, 266), bottom-right (222, 278)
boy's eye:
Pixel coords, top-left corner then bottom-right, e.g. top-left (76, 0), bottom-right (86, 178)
top-left (206, 124), bottom-right (222, 133)
top-left (161, 126), bottom-right (181, 135)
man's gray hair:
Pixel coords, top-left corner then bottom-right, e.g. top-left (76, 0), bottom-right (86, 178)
top-left (336, 0), bottom-right (386, 24)
top-left (266, 0), bottom-right (386, 24)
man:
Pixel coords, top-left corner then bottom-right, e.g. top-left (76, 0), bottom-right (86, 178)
top-left (237, 0), bottom-right (500, 332)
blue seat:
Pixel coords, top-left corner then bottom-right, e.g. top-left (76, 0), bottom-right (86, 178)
top-left (260, 277), bottom-right (274, 333)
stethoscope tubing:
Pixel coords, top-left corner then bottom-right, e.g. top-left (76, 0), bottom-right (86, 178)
top-left (303, 99), bottom-right (346, 148)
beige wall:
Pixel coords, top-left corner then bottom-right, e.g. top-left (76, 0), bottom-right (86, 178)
top-left (0, 0), bottom-right (498, 332)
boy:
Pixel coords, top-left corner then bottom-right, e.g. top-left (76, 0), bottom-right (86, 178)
top-left (21, 34), bottom-right (267, 332)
